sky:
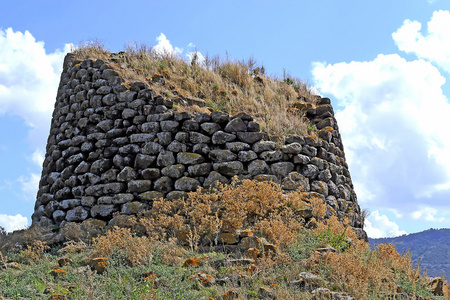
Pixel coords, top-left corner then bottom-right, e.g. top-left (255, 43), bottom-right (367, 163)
top-left (1, 0), bottom-right (450, 237)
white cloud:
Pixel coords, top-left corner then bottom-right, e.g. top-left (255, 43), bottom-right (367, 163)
top-left (312, 53), bottom-right (450, 222)
top-left (0, 213), bottom-right (28, 232)
top-left (153, 33), bottom-right (182, 56)
top-left (0, 28), bottom-right (71, 211)
top-left (186, 50), bottom-right (206, 66)
top-left (411, 206), bottom-right (445, 222)
top-left (18, 173), bottom-right (41, 202)
top-left (153, 33), bottom-right (207, 68)
top-left (185, 42), bottom-right (206, 66)
top-left (0, 28), bottom-right (71, 150)
top-left (393, 10), bottom-right (450, 74)
top-left (31, 149), bottom-right (44, 167)
top-left (365, 210), bottom-right (407, 238)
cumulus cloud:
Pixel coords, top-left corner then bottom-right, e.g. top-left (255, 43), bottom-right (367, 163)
top-left (31, 149), bottom-right (44, 168)
top-left (411, 206), bottom-right (445, 222)
top-left (0, 28), bottom-right (71, 149)
top-left (153, 33), bottom-right (183, 56)
top-left (312, 52), bottom-right (450, 229)
top-left (365, 210), bottom-right (407, 238)
top-left (18, 173), bottom-right (41, 202)
top-left (393, 10), bottom-right (450, 74)
top-left (0, 213), bottom-right (28, 232)
top-left (152, 34), bottom-right (207, 68)
top-left (0, 28), bottom-right (71, 227)
top-left (186, 43), bottom-right (206, 66)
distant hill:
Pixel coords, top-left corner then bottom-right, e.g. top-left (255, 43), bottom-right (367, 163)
top-left (369, 228), bottom-right (450, 278)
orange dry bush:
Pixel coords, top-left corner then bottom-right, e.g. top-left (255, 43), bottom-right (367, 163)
top-left (323, 243), bottom-right (388, 298)
top-left (138, 178), bottom-right (330, 250)
top-left (287, 189), bottom-right (327, 218)
top-left (321, 240), bottom-right (428, 299)
top-left (314, 216), bottom-right (358, 242)
top-left (92, 226), bottom-right (153, 266)
top-left (181, 189), bottom-right (222, 235)
top-left (254, 211), bottom-right (302, 248)
top-left (444, 283), bottom-right (450, 299)
top-left (58, 240), bottom-right (88, 254)
top-left (218, 61), bottom-right (253, 88)
top-left (19, 240), bottom-right (49, 263)
top-left (139, 198), bottom-right (185, 240)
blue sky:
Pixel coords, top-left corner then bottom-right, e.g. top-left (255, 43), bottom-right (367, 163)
top-left (1, 0), bottom-right (450, 237)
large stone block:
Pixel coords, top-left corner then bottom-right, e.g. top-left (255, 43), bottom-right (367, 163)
top-left (161, 164), bottom-right (185, 179)
top-left (177, 152), bottom-right (205, 165)
top-left (213, 161), bottom-right (244, 176)
top-left (271, 162), bottom-right (295, 178)
top-left (248, 160), bottom-right (269, 176)
top-left (128, 180), bottom-right (153, 193)
top-left (66, 206), bottom-right (89, 222)
top-left (121, 202), bottom-right (148, 215)
top-left (174, 177), bottom-right (201, 191)
top-left (91, 205), bottom-right (117, 218)
top-left (209, 149), bottom-right (237, 162)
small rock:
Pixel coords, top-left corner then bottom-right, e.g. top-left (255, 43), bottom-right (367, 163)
top-left (203, 171), bottom-right (229, 188)
top-left (245, 248), bottom-right (260, 260)
top-left (189, 272), bottom-right (215, 287)
top-left (213, 161), bottom-right (244, 176)
top-left (258, 286), bottom-right (275, 299)
top-left (58, 258), bottom-right (72, 267)
top-left (90, 257), bottom-right (109, 274)
top-left (212, 131), bottom-right (236, 144)
top-left (222, 290), bottom-right (239, 300)
top-left (236, 132), bottom-right (263, 144)
top-left (183, 258), bottom-right (201, 267)
top-left (177, 152), bottom-right (205, 165)
top-left (50, 268), bottom-right (67, 278)
top-left (428, 277), bottom-right (444, 296)
top-left (209, 149), bottom-right (237, 162)
top-left (240, 236), bottom-right (262, 251)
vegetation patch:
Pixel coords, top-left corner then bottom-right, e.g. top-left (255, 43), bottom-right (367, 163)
top-left (1, 180), bottom-right (448, 299)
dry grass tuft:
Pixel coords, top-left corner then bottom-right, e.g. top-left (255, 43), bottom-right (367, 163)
top-left (92, 226), bottom-right (153, 266)
top-left (18, 240), bottom-right (49, 264)
top-left (0, 179), bottom-right (445, 299)
top-left (136, 178), bottom-right (325, 250)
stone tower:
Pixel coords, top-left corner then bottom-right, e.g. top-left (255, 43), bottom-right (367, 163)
top-left (32, 53), bottom-right (366, 240)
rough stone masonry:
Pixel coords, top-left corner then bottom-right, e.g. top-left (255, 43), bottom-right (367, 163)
top-left (32, 53), bottom-right (366, 239)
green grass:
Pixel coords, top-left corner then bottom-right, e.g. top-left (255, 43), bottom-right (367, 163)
top-left (1, 227), bottom-right (445, 300)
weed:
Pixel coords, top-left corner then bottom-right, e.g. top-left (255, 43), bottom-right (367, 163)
top-left (16, 240), bottom-right (49, 264)
top-left (316, 226), bottom-right (349, 251)
top-left (92, 226), bottom-right (153, 266)
top-left (0, 180), bottom-right (445, 299)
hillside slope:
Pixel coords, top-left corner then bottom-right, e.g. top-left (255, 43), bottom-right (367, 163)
top-left (370, 228), bottom-right (450, 278)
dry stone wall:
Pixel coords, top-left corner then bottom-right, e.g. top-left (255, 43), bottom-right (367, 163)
top-left (32, 53), bottom-right (365, 237)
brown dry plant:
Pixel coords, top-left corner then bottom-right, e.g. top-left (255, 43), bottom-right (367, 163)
top-left (92, 226), bottom-right (153, 266)
top-left (18, 240), bottom-right (49, 264)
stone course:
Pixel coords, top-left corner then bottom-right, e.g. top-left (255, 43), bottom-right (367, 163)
top-left (32, 54), bottom-right (365, 238)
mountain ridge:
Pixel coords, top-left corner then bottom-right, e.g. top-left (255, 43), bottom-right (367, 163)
top-left (369, 228), bottom-right (450, 278)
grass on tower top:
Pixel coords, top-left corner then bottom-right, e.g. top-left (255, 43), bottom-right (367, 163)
top-left (71, 41), bottom-right (319, 141)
